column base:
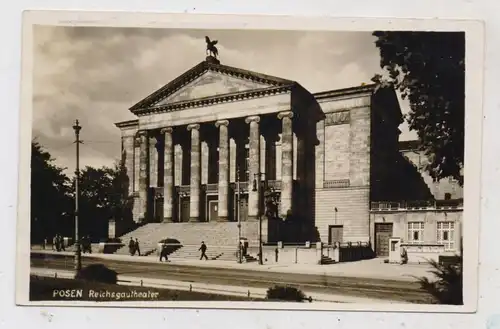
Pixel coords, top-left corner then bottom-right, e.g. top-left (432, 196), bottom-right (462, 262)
top-left (162, 217), bottom-right (173, 223)
top-left (247, 215), bottom-right (259, 221)
top-left (217, 216), bottom-right (229, 222)
top-left (189, 217), bottom-right (200, 222)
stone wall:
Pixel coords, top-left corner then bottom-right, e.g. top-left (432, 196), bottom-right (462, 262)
top-left (315, 187), bottom-right (370, 242)
top-left (313, 92), bottom-right (372, 243)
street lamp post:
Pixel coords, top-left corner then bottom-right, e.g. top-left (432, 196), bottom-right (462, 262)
top-left (236, 167), bottom-right (242, 264)
top-left (72, 119), bottom-right (82, 272)
top-left (252, 172), bottom-right (266, 265)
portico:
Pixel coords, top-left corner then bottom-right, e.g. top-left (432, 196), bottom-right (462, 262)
top-left (116, 56), bottom-right (323, 236)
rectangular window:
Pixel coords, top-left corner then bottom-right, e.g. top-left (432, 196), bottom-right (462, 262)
top-left (244, 146), bottom-right (250, 182)
top-left (407, 222), bottom-right (424, 243)
top-left (437, 222), bottom-right (456, 251)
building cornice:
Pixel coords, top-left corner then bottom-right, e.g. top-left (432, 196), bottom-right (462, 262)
top-left (132, 84), bottom-right (294, 117)
top-left (115, 119), bottom-right (139, 129)
top-left (313, 83), bottom-right (377, 101)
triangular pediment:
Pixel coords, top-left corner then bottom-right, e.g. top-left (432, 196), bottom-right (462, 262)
top-left (156, 70), bottom-right (273, 105)
top-left (129, 60), bottom-right (295, 112)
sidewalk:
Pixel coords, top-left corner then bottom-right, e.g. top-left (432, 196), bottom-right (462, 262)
top-left (31, 249), bottom-right (435, 281)
top-left (31, 267), bottom-right (409, 304)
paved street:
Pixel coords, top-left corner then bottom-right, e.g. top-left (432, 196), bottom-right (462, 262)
top-left (31, 252), bottom-right (434, 303)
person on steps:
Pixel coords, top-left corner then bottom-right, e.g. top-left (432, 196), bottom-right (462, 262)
top-left (135, 238), bottom-right (141, 256)
top-left (128, 237), bottom-right (135, 256)
top-left (159, 242), bottom-right (170, 262)
top-left (199, 241), bottom-right (208, 260)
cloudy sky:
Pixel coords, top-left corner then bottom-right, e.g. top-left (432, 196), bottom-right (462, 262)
top-left (33, 26), bottom-right (416, 175)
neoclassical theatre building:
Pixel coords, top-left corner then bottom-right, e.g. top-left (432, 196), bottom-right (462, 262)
top-left (115, 55), bottom-right (462, 251)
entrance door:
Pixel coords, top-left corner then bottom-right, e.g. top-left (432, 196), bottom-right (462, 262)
top-left (209, 201), bottom-right (218, 222)
top-left (375, 223), bottom-right (393, 257)
top-left (180, 198), bottom-right (190, 222)
top-left (328, 225), bottom-right (343, 245)
top-left (154, 198), bottom-right (164, 222)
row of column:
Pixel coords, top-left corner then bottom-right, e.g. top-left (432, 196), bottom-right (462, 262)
top-left (136, 111), bottom-right (295, 222)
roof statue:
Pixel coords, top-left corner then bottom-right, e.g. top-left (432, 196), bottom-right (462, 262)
top-left (205, 36), bottom-right (219, 58)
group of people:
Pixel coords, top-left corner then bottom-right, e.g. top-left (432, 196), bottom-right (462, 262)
top-left (44, 234), bottom-right (92, 253)
top-left (128, 237), bottom-right (141, 256)
top-left (51, 234), bottom-right (66, 251)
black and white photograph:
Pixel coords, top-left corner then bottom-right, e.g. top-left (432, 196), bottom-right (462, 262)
top-left (16, 11), bottom-right (483, 312)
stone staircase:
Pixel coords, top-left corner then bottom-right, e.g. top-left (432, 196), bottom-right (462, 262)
top-left (320, 255), bottom-right (336, 265)
top-left (115, 222), bottom-right (260, 259)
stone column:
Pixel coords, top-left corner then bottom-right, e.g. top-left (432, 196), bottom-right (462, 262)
top-left (161, 127), bottom-right (174, 222)
top-left (121, 135), bottom-right (135, 195)
top-left (187, 124), bottom-right (201, 222)
top-left (245, 115), bottom-right (261, 220)
top-left (215, 120), bottom-right (230, 221)
top-left (278, 111), bottom-right (294, 218)
top-left (137, 130), bottom-right (149, 222)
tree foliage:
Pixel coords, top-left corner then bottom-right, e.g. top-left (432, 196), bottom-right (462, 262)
top-left (75, 161), bottom-right (132, 242)
top-left (31, 139), bottom-right (132, 243)
top-left (31, 141), bottom-right (72, 242)
top-left (372, 31), bottom-right (465, 185)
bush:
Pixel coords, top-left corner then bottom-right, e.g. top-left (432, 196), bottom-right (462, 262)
top-left (266, 285), bottom-right (308, 302)
top-left (75, 264), bottom-right (118, 284)
top-left (417, 256), bottom-right (463, 305)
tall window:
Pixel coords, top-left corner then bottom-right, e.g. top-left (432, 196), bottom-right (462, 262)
top-left (407, 222), bottom-right (424, 243)
top-left (437, 222), bottom-right (455, 251)
top-left (244, 145), bottom-right (250, 182)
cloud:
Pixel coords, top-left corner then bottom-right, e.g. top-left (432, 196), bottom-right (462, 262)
top-left (32, 26), bottom-right (413, 174)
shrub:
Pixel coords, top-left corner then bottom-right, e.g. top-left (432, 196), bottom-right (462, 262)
top-left (75, 264), bottom-right (118, 284)
top-left (266, 285), bottom-right (307, 302)
top-left (417, 256), bottom-right (463, 305)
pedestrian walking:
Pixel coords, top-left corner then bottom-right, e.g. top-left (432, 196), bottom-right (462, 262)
top-left (52, 235), bottom-right (58, 251)
top-left (59, 235), bottom-right (65, 251)
top-left (199, 241), bottom-right (208, 260)
top-left (159, 242), bottom-right (169, 262)
top-left (135, 238), bottom-right (141, 256)
top-left (128, 237), bottom-right (135, 256)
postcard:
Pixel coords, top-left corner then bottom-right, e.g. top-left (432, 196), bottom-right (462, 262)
top-left (16, 11), bottom-right (484, 313)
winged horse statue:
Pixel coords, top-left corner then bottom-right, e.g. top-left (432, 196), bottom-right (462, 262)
top-left (205, 36), bottom-right (219, 58)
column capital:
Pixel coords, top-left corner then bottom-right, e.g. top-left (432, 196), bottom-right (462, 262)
top-left (136, 130), bottom-right (148, 138)
top-left (187, 123), bottom-right (200, 131)
top-left (160, 127), bottom-right (173, 134)
top-left (277, 111), bottom-right (294, 120)
top-left (245, 115), bottom-right (260, 124)
top-left (215, 119), bottom-right (229, 128)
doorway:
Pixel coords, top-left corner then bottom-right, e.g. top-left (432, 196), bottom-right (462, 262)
top-left (375, 223), bottom-right (393, 257)
top-left (328, 225), bottom-right (344, 245)
top-left (179, 197), bottom-right (190, 222)
top-left (208, 200), bottom-right (218, 222)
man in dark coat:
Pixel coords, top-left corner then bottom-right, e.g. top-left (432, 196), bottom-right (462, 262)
top-left (135, 238), bottom-right (141, 256)
top-left (199, 241), bottom-right (208, 260)
top-left (159, 242), bottom-right (170, 262)
top-left (128, 237), bottom-right (135, 256)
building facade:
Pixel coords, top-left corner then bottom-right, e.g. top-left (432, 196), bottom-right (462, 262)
top-left (116, 56), bottom-right (463, 254)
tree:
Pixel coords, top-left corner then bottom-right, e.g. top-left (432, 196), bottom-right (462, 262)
top-left (372, 31), bottom-right (465, 185)
top-left (31, 141), bottom-right (72, 242)
top-left (75, 161), bottom-right (133, 242)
